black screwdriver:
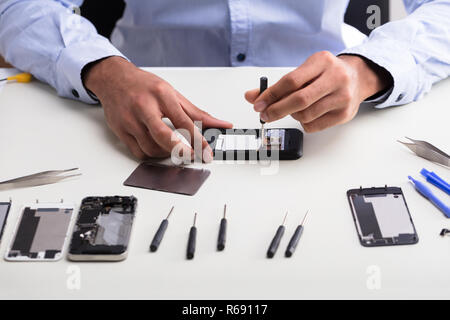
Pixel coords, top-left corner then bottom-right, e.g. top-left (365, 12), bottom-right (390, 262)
top-left (187, 212), bottom-right (197, 260)
top-left (217, 204), bottom-right (227, 251)
top-left (259, 77), bottom-right (268, 146)
top-left (267, 211), bottom-right (288, 258)
top-left (150, 206), bottom-right (174, 252)
top-left (259, 77), bottom-right (268, 114)
top-left (285, 210), bottom-right (310, 258)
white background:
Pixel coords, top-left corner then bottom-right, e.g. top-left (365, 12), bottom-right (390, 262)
top-left (390, 0), bottom-right (408, 20)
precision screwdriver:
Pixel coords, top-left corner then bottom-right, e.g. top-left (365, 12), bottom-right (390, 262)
top-left (259, 76), bottom-right (268, 146)
top-left (217, 204), bottom-right (227, 251)
top-left (285, 210), bottom-right (310, 258)
top-left (0, 72), bottom-right (32, 83)
top-left (149, 206), bottom-right (174, 252)
top-left (267, 211), bottom-right (288, 258)
top-left (187, 212), bottom-right (197, 260)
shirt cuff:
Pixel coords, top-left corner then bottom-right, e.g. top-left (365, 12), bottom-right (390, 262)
top-left (340, 38), bottom-right (418, 109)
top-left (55, 37), bottom-right (127, 104)
top-left (365, 86), bottom-right (393, 104)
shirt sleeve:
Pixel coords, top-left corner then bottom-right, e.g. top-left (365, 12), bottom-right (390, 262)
top-left (0, 0), bottom-right (127, 104)
top-left (340, 0), bottom-right (450, 108)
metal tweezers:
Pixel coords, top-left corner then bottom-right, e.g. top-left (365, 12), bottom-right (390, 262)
top-left (0, 168), bottom-right (81, 190)
top-left (398, 137), bottom-right (449, 168)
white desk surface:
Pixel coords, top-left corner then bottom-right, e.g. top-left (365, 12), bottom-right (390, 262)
top-left (0, 67), bottom-right (449, 299)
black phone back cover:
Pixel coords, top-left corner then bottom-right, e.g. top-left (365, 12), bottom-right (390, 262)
top-left (347, 186), bottom-right (418, 247)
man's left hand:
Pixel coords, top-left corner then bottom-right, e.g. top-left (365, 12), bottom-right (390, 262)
top-left (245, 51), bottom-right (392, 132)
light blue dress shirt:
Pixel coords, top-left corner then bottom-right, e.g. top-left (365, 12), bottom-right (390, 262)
top-left (0, 0), bottom-right (449, 109)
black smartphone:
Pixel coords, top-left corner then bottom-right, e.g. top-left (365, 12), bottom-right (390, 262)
top-left (68, 196), bottom-right (137, 261)
top-left (203, 128), bottom-right (303, 160)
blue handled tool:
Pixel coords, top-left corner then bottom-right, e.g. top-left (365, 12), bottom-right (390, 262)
top-left (408, 176), bottom-right (450, 218)
top-left (420, 168), bottom-right (450, 195)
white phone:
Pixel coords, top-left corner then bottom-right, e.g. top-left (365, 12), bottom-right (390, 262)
top-left (5, 202), bottom-right (74, 261)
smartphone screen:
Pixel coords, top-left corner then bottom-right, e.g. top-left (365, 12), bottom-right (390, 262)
top-left (214, 134), bottom-right (262, 151)
top-left (211, 129), bottom-right (285, 151)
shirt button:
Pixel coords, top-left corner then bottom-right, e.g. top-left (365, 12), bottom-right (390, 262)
top-left (396, 93), bottom-right (404, 102)
top-left (236, 53), bottom-right (246, 62)
top-left (72, 89), bottom-right (79, 98)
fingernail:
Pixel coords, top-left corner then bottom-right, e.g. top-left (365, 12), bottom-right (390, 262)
top-left (260, 112), bottom-right (268, 122)
top-left (254, 101), bottom-right (267, 112)
top-left (203, 147), bottom-right (213, 163)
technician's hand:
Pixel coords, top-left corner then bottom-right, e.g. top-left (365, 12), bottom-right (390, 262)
top-left (245, 52), bottom-right (392, 132)
top-left (83, 57), bottom-right (232, 161)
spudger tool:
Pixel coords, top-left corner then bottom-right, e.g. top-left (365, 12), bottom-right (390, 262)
top-left (285, 210), bottom-right (310, 257)
top-left (408, 175), bottom-right (450, 218)
top-left (217, 204), bottom-right (227, 251)
top-left (150, 206), bottom-right (174, 252)
top-left (420, 168), bottom-right (450, 195)
top-left (259, 76), bottom-right (268, 146)
top-left (267, 211), bottom-right (288, 258)
top-left (187, 212), bottom-right (197, 260)
top-left (398, 137), bottom-right (449, 168)
top-left (0, 168), bottom-right (81, 190)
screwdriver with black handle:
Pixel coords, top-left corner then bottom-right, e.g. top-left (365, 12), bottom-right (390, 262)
top-left (259, 77), bottom-right (268, 146)
top-left (267, 211), bottom-right (288, 258)
top-left (285, 210), bottom-right (310, 257)
top-left (187, 212), bottom-right (197, 260)
top-left (149, 206), bottom-right (174, 252)
top-left (217, 204), bottom-right (227, 251)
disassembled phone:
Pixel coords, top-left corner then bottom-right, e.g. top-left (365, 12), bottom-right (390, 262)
top-left (347, 186), bottom-right (419, 247)
top-left (0, 200), bottom-right (12, 244)
top-left (68, 196), bottom-right (137, 261)
top-left (203, 128), bottom-right (303, 160)
top-left (5, 202), bottom-right (74, 261)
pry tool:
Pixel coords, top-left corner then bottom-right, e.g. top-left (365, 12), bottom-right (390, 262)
top-left (408, 176), bottom-right (450, 217)
top-left (150, 206), bottom-right (174, 252)
top-left (267, 211), bottom-right (288, 258)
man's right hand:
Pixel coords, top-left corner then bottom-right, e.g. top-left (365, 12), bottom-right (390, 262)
top-left (83, 56), bottom-right (232, 161)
